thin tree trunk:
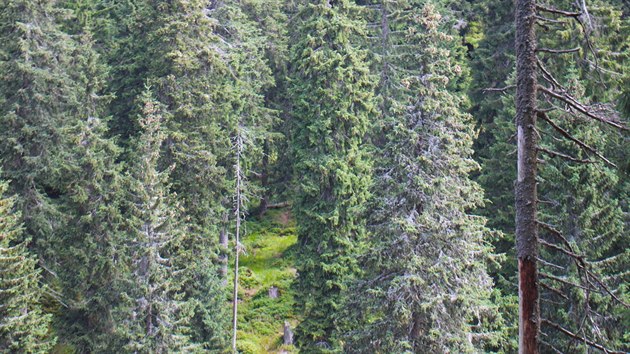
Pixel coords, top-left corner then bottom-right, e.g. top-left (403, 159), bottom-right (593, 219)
top-left (515, 0), bottom-right (540, 352)
top-left (258, 140), bottom-right (269, 216)
top-left (220, 212), bottom-right (229, 285)
top-left (232, 132), bottom-right (244, 352)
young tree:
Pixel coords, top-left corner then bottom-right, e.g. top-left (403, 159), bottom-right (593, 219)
top-left (346, 2), bottom-right (500, 352)
top-left (0, 179), bottom-right (55, 353)
top-left (288, 0), bottom-right (377, 350)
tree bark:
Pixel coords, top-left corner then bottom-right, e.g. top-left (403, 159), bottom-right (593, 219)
top-left (219, 212), bottom-right (229, 285)
top-left (257, 140), bottom-right (270, 216)
top-left (232, 133), bottom-right (244, 352)
top-left (515, 0), bottom-right (540, 352)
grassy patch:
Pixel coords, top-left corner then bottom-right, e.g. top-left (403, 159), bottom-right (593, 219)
top-left (236, 209), bottom-right (298, 353)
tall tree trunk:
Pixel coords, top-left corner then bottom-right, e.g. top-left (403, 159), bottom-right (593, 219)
top-left (257, 140), bottom-right (270, 216)
top-left (515, 0), bottom-right (540, 352)
top-left (232, 132), bottom-right (244, 352)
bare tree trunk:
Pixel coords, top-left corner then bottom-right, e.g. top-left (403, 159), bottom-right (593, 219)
top-left (232, 132), bottom-right (244, 352)
top-left (515, 0), bottom-right (540, 352)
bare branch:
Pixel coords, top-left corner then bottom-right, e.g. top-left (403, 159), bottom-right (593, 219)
top-left (537, 111), bottom-right (616, 167)
top-left (538, 146), bottom-right (594, 164)
top-left (541, 282), bottom-right (569, 300)
top-left (537, 221), bottom-right (573, 251)
top-left (537, 59), bottom-right (563, 89)
top-left (536, 4), bottom-right (581, 17)
top-left (586, 269), bottom-right (630, 308)
top-left (540, 239), bottom-right (585, 261)
top-left (540, 338), bottom-right (565, 354)
top-left (540, 272), bottom-right (593, 291)
top-left (537, 256), bottom-right (566, 271)
top-left (542, 319), bottom-right (625, 353)
top-left (536, 47), bottom-right (580, 54)
top-left (535, 15), bottom-right (567, 25)
top-left (482, 85), bottom-right (516, 93)
top-left (538, 86), bottom-right (627, 130)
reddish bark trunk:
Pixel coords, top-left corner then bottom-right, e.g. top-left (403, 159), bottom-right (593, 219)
top-left (515, 0), bottom-right (540, 352)
top-left (518, 258), bottom-right (539, 353)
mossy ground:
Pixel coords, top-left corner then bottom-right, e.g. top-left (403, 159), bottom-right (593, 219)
top-left (235, 208), bottom-right (298, 354)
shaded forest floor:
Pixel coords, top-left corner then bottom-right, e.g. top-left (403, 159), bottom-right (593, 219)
top-left (236, 208), bottom-right (299, 353)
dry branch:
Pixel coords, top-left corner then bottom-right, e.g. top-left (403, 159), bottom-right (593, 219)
top-left (536, 4), bottom-right (581, 17)
top-left (537, 146), bottom-right (593, 164)
top-left (536, 47), bottom-right (580, 54)
top-left (537, 111), bottom-right (616, 167)
top-left (542, 319), bottom-right (625, 353)
top-left (538, 86), bottom-right (627, 130)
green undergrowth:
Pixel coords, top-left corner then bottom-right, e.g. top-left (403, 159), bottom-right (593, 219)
top-left (236, 208), bottom-right (298, 354)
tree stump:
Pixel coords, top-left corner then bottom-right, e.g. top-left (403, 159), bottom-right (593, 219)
top-left (283, 321), bottom-right (293, 345)
top-left (268, 286), bottom-right (279, 299)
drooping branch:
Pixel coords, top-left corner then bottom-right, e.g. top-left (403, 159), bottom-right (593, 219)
top-left (542, 319), bottom-right (625, 354)
top-left (537, 221), bottom-right (576, 254)
top-left (482, 85), bottom-right (516, 93)
top-left (537, 146), bottom-right (593, 164)
top-left (539, 239), bottom-right (585, 262)
top-left (536, 47), bottom-right (580, 54)
top-left (586, 269), bottom-right (630, 308)
top-left (537, 111), bottom-right (616, 167)
top-left (536, 4), bottom-right (581, 17)
top-left (540, 282), bottom-right (569, 300)
top-left (538, 86), bottom-right (627, 130)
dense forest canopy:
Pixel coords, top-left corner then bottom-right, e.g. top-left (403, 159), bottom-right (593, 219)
top-left (0, 0), bottom-right (627, 353)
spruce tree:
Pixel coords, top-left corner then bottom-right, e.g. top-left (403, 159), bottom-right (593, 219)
top-left (0, 178), bottom-right (55, 353)
top-left (0, 1), bottom-right (125, 350)
top-left (117, 90), bottom-right (199, 353)
top-left (288, 0), bottom-right (377, 350)
top-left (40, 23), bottom-right (128, 351)
top-left (108, 0), bottom-right (244, 347)
top-left (54, 115), bottom-right (126, 352)
top-left (346, 2), bottom-right (500, 352)
top-left (0, 0), bottom-right (82, 246)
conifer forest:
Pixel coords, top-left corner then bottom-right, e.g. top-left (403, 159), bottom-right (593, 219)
top-left (1, 0), bottom-right (629, 353)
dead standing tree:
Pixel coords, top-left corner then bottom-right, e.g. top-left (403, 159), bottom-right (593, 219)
top-left (231, 127), bottom-right (249, 352)
top-left (514, 0), bottom-right (628, 353)
top-left (515, 0), bottom-right (540, 352)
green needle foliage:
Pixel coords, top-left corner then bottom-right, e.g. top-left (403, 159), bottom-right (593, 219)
top-left (0, 0), bottom-right (86, 246)
top-left (0, 0), bottom-right (627, 352)
top-left (117, 90), bottom-right (200, 353)
top-left (346, 2), bottom-right (500, 352)
top-left (0, 178), bottom-right (55, 353)
top-left (288, 0), bottom-right (377, 350)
